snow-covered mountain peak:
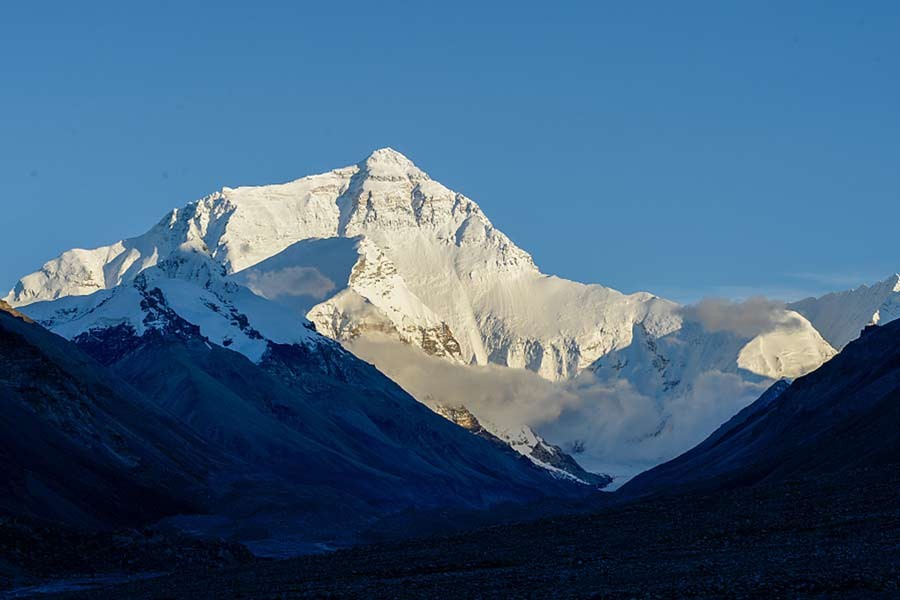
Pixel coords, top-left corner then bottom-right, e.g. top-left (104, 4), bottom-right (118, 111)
top-left (360, 147), bottom-right (426, 180)
top-left (6, 148), bottom-right (835, 384)
top-left (8, 147), bottom-right (850, 484)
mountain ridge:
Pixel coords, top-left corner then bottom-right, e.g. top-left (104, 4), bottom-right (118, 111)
top-left (790, 273), bottom-right (900, 350)
top-left (1, 272), bottom-right (589, 547)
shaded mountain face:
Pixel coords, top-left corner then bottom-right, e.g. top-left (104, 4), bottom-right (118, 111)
top-left (620, 318), bottom-right (900, 498)
top-left (17, 247), bottom-right (595, 493)
top-left (5, 148), bottom-right (837, 480)
top-left (0, 305), bottom-right (216, 529)
top-left (83, 321), bottom-right (581, 513)
top-left (1, 261), bottom-right (587, 546)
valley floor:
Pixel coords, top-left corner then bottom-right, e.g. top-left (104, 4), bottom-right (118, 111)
top-left (47, 465), bottom-right (899, 599)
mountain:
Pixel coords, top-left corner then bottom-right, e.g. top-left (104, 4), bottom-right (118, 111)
top-left (620, 318), bottom-right (900, 498)
top-left (5, 148), bottom-right (836, 480)
top-left (5, 249), bottom-right (590, 545)
top-left (790, 273), bottom-right (900, 350)
top-left (5, 148), bottom-right (683, 381)
top-left (583, 310), bottom-right (835, 476)
top-left (0, 299), bottom-right (215, 528)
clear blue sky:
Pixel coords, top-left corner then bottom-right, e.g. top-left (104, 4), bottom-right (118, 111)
top-left (2, 2), bottom-right (898, 302)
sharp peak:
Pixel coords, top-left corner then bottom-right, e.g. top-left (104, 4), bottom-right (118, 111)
top-left (365, 147), bottom-right (412, 162)
top-left (360, 147), bottom-right (426, 176)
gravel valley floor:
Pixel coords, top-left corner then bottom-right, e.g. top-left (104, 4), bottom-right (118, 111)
top-left (44, 466), bottom-right (899, 599)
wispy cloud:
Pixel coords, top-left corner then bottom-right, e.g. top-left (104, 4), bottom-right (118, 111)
top-left (243, 266), bottom-right (336, 301)
top-left (677, 296), bottom-right (801, 337)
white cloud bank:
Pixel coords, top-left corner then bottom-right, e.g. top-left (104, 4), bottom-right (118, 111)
top-left (677, 296), bottom-right (801, 338)
top-left (349, 334), bottom-right (770, 481)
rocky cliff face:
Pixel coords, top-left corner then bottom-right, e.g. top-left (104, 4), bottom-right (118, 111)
top-left (0, 299), bottom-right (33, 323)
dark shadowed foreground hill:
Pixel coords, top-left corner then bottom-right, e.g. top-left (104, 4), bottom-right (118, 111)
top-left (50, 466), bottom-right (900, 599)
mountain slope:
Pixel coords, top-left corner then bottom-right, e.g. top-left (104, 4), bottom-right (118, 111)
top-left (0, 301), bottom-right (215, 528)
top-left (5, 148), bottom-right (685, 381)
top-left (790, 273), bottom-right (900, 350)
top-left (620, 318), bottom-right (900, 498)
top-left (6, 253), bottom-right (589, 542)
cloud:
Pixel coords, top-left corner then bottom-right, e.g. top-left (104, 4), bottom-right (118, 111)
top-left (677, 296), bottom-right (799, 338)
top-left (539, 370), bottom-right (768, 475)
top-left (664, 371), bottom-right (769, 443)
top-left (243, 266), bottom-right (336, 302)
top-left (349, 336), bottom-right (577, 430)
top-left (348, 335), bottom-right (770, 481)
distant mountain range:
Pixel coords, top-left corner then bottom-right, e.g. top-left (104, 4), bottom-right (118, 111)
top-left (5, 148), bottom-right (897, 485)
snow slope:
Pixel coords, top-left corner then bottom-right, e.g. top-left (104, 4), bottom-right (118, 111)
top-left (584, 312), bottom-right (835, 478)
top-left (789, 274), bottom-right (900, 350)
top-left (23, 247), bottom-right (324, 364)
